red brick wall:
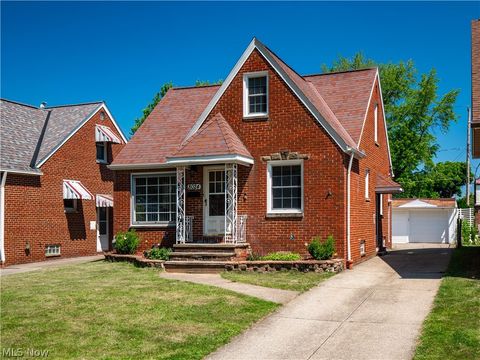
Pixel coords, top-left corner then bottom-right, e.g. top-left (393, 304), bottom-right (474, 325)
top-left (349, 78), bottom-right (392, 263)
top-left (3, 109), bottom-right (125, 266)
top-left (113, 50), bottom-right (393, 265)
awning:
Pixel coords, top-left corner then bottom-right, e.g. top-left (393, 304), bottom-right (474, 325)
top-left (95, 125), bottom-right (121, 144)
top-left (96, 194), bottom-right (113, 207)
top-left (375, 174), bottom-right (403, 194)
top-left (63, 180), bottom-right (93, 200)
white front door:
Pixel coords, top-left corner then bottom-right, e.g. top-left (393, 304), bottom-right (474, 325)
top-left (203, 167), bottom-right (225, 236)
top-left (97, 207), bottom-right (109, 251)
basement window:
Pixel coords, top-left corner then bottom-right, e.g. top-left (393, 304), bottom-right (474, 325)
top-left (360, 240), bottom-right (366, 257)
top-left (243, 71), bottom-right (268, 117)
top-left (45, 244), bottom-right (61, 257)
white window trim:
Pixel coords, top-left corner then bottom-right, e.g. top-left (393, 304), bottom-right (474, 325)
top-left (96, 142), bottom-right (108, 164)
top-left (130, 172), bottom-right (176, 228)
top-left (45, 244), bottom-right (61, 257)
top-left (365, 170), bottom-right (370, 200)
top-left (379, 193), bottom-right (383, 216)
top-left (243, 71), bottom-right (269, 118)
top-left (64, 199), bottom-right (78, 213)
top-left (266, 159), bottom-right (304, 215)
top-left (374, 104), bottom-right (379, 144)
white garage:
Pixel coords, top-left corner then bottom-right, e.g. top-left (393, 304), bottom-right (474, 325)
top-left (392, 199), bottom-right (458, 244)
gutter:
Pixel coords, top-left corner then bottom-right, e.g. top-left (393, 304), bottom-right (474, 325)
top-left (0, 171), bottom-right (7, 263)
top-left (346, 147), bottom-right (355, 268)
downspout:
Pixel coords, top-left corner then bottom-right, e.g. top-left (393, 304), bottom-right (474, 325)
top-left (346, 148), bottom-right (355, 268)
top-left (0, 171), bottom-right (7, 264)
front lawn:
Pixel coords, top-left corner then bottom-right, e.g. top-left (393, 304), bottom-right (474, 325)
top-left (414, 246), bottom-right (480, 360)
top-left (1, 261), bottom-right (278, 359)
top-left (221, 270), bottom-right (335, 292)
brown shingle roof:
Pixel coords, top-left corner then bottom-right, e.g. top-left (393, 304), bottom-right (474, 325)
top-left (375, 173), bottom-right (403, 193)
top-left (170, 113), bottom-right (252, 159)
top-left (305, 68), bottom-right (378, 145)
top-left (112, 86), bottom-right (220, 166)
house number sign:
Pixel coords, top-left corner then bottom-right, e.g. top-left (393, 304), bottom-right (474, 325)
top-left (187, 183), bottom-right (201, 191)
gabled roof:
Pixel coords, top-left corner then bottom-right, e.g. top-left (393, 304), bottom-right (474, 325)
top-left (111, 38), bottom-right (390, 169)
top-left (392, 198), bottom-right (457, 209)
top-left (0, 99), bottom-right (126, 175)
top-left (375, 173), bottom-right (403, 194)
top-left (169, 113), bottom-right (252, 160)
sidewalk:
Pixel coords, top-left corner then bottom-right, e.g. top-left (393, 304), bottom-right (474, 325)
top-left (160, 272), bottom-right (299, 304)
top-left (0, 255), bottom-right (104, 276)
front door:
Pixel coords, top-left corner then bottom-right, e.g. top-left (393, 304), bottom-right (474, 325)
top-left (97, 207), bottom-right (109, 251)
top-left (203, 167), bottom-right (225, 236)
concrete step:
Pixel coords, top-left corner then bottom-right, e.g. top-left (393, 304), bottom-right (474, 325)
top-left (164, 260), bottom-right (230, 273)
top-left (173, 243), bottom-right (249, 253)
top-left (169, 251), bottom-right (236, 261)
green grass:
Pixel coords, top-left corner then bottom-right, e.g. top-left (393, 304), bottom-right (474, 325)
top-left (414, 246), bottom-right (480, 360)
top-left (221, 270), bottom-right (335, 292)
top-left (0, 261), bottom-right (278, 359)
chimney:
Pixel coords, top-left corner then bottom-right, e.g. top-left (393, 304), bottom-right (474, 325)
top-left (39, 102), bottom-right (47, 109)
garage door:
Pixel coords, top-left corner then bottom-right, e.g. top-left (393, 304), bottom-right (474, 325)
top-left (409, 210), bottom-right (447, 243)
top-left (392, 211), bottom-right (409, 243)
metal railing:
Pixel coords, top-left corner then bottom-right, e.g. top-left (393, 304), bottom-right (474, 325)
top-left (237, 215), bottom-right (247, 243)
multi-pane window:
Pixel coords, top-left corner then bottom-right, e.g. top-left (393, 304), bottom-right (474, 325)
top-left (133, 174), bottom-right (176, 224)
top-left (208, 170), bottom-right (225, 216)
top-left (269, 163), bottom-right (302, 212)
top-left (45, 244), bottom-right (61, 256)
top-left (244, 73), bottom-right (268, 116)
top-left (96, 142), bottom-right (107, 163)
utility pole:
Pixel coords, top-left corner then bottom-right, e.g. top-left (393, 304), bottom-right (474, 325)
top-left (467, 107), bottom-right (471, 206)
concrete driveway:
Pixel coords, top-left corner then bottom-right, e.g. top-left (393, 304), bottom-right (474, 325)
top-left (207, 245), bottom-right (452, 360)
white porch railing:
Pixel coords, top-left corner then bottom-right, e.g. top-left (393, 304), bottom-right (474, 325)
top-left (237, 215), bottom-right (247, 243)
top-left (185, 216), bottom-right (194, 243)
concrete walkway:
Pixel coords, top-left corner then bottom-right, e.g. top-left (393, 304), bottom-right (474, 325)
top-left (160, 272), bottom-right (299, 304)
top-left (207, 245), bottom-right (452, 360)
top-left (0, 255), bottom-right (104, 276)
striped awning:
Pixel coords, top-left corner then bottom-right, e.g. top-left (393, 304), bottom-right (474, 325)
top-left (63, 180), bottom-right (93, 200)
top-left (96, 194), bottom-right (113, 207)
top-left (95, 125), bottom-right (121, 144)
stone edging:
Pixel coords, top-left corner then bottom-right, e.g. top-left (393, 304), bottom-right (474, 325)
top-left (225, 259), bottom-right (344, 273)
top-left (104, 253), bottom-right (165, 269)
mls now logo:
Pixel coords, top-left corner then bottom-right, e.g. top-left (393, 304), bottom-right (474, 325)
top-left (2, 348), bottom-right (49, 358)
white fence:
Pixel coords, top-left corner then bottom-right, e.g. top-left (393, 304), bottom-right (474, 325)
top-left (458, 208), bottom-right (474, 227)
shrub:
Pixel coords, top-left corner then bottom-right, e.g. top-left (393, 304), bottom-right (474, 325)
top-left (145, 247), bottom-right (171, 260)
top-left (308, 235), bottom-right (335, 260)
top-left (114, 230), bottom-right (140, 254)
top-left (259, 252), bottom-right (301, 261)
top-left (461, 220), bottom-right (480, 245)
top-left (247, 253), bottom-right (262, 261)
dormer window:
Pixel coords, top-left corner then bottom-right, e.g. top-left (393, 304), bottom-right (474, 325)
top-left (243, 71), bottom-right (268, 118)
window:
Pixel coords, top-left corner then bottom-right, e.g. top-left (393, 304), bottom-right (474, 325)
top-left (132, 173), bottom-right (176, 225)
top-left (267, 160), bottom-right (303, 214)
top-left (360, 240), bottom-right (366, 257)
top-left (365, 170), bottom-right (370, 200)
top-left (374, 104), bottom-right (378, 143)
top-left (45, 244), bottom-right (61, 257)
top-left (96, 142), bottom-right (107, 163)
top-left (243, 72), bottom-right (268, 117)
top-left (64, 199), bottom-right (77, 213)
top-left (379, 194), bottom-right (383, 216)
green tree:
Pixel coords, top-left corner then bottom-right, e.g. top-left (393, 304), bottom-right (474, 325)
top-left (323, 54), bottom-right (460, 197)
top-left (130, 79), bottom-right (223, 135)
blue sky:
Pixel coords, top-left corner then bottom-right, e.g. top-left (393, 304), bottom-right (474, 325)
top-left (2, 1), bottom-right (479, 167)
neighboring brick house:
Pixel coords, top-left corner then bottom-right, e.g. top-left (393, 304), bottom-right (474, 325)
top-left (0, 99), bottom-right (127, 266)
top-left (110, 38), bottom-right (401, 266)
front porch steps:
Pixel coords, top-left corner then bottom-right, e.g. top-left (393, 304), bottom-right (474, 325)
top-left (164, 243), bottom-right (250, 273)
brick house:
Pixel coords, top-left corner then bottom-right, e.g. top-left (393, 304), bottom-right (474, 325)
top-left (110, 38), bottom-right (401, 266)
top-left (0, 99), bottom-right (127, 266)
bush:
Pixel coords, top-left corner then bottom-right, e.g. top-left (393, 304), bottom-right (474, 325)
top-left (461, 220), bottom-right (480, 245)
top-left (145, 247), bottom-right (171, 260)
top-left (259, 252), bottom-right (302, 261)
top-left (308, 235), bottom-right (335, 260)
top-left (114, 230), bottom-right (140, 254)
top-left (247, 253), bottom-right (262, 261)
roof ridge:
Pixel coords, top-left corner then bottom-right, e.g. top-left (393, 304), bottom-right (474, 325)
top-left (215, 114), bottom-right (238, 153)
top-left (262, 44), bottom-right (306, 81)
top-left (303, 67), bottom-right (378, 77)
top-left (173, 84), bottom-right (222, 90)
top-left (0, 98), bottom-right (40, 109)
top-left (45, 101), bottom-right (104, 108)
top-left (175, 115), bottom-right (219, 153)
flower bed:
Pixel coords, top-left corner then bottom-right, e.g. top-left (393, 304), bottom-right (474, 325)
top-left (225, 259), bottom-right (344, 273)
